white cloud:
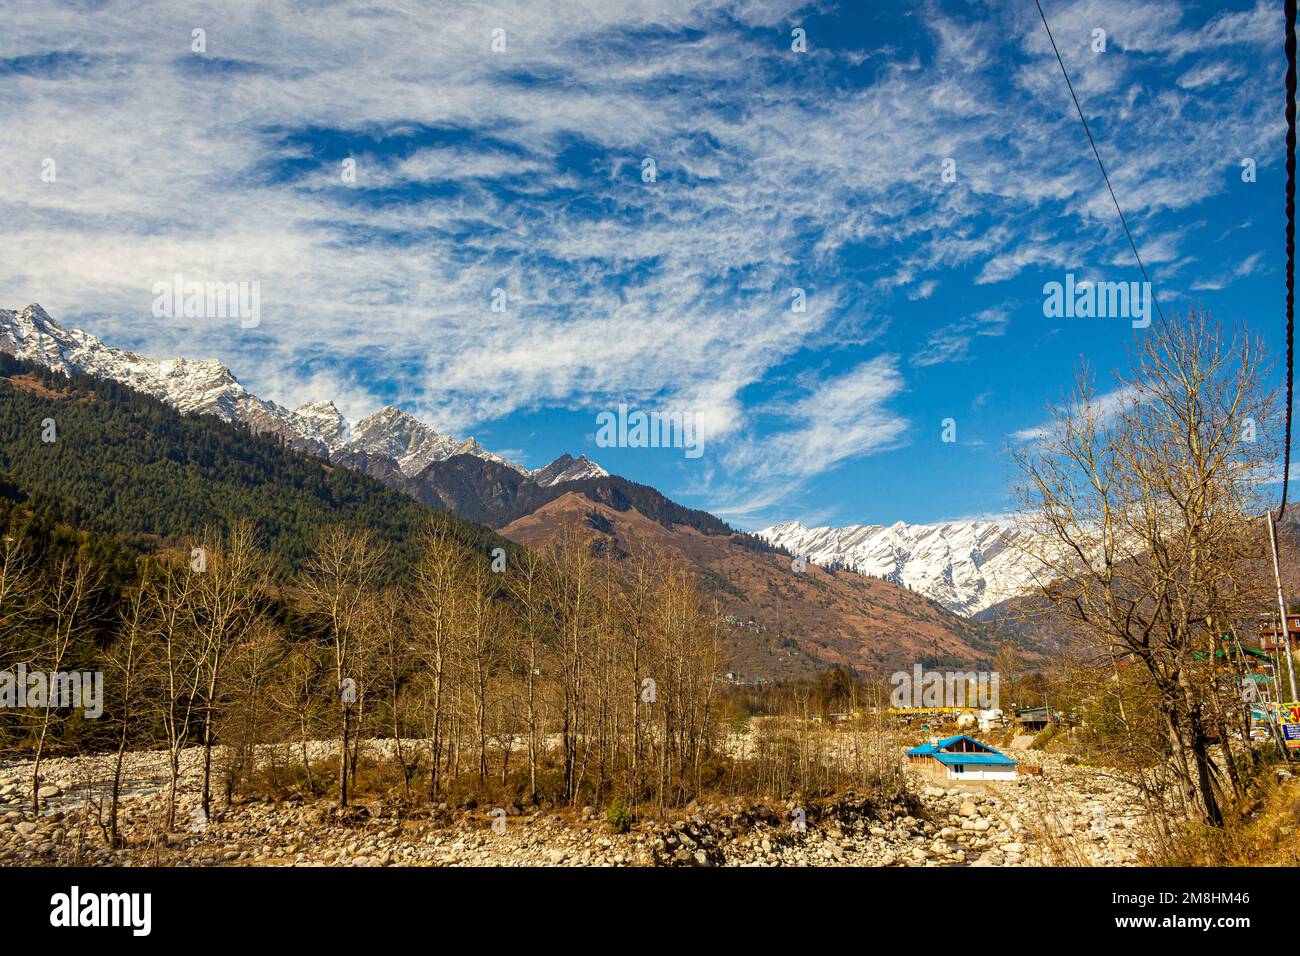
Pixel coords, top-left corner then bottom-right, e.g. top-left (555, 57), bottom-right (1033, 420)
top-left (1009, 384), bottom-right (1141, 444)
top-left (714, 356), bottom-right (908, 516)
top-left (912, 305), bottom-right (1010, 367)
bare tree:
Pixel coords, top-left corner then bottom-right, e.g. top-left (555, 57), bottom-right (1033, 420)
top-left (30, 555), bottom-right (100, 815)
top-left (300, 526), bottom-right (387, 808)
top-left (103, 581), bottom-right (152, 848)
top-left (0, 535), bottom-right (35, 754)
top-left (0, 534), bottom-right (34, 659)
top-left (507, 546), bottom-right (551, 803)
top-left (618, 549), bottom-right (658, 807)
top-left (409, 519), bottom-right (467, 800)
top-left (547, 528), bottom-right (598, 803)
top-left (149, 551), bottom-right (204, 831)
top-left (191, 522), bottom-right (270, 821)
top-left (1012, 311), bottom-right (1273, 826)
top-left (457, 559), bottom-right (502, 785)
top-left (272, 640), bottom-right (330, 797)
top-left (367, 588), bottom-right (416, 797)
top-left (216, 615), bottom-right (282, 806)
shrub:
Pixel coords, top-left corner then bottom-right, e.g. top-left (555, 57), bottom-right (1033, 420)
top-left (606, 798), bottom-right (634, 834)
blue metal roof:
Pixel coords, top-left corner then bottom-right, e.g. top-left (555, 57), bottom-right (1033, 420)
top-left (934, 752), bottom-right (1017, 767)
top-left (905, 735), bottom-right (1017, 766)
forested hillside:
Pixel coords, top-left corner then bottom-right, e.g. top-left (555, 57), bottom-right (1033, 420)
top-left (0, 353), bottom-right (514, 577)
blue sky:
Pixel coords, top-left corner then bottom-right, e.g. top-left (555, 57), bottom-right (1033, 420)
top-left (0, 0), bottom-right (1285, 529)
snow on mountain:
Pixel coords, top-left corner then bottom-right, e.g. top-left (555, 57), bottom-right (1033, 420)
top-left (349, 406), bottom-right (463, 475)
top-left (343, 410), bottom-right (528, 477)
top-left (530, 453), bottom-right (609, 487)
top-left (757, 518), bottom-right (1043, 617)
top-left (294, 401), bottom-right (353, 449)
top-left (0, 304), bottom-right (593, 483)
top-left (0, 303), bottom-right (315, 448)
top-left (451, 437), bottom-right (528, 476)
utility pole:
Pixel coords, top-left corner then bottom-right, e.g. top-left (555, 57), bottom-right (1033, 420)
top-left (1228, 628), bottom-right (1252, 741)
top-left (1265, 510), bottom-right (1299, 701)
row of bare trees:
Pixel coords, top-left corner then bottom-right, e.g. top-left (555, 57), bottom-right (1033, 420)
top-left (0, 517), bottom-right (727, 838)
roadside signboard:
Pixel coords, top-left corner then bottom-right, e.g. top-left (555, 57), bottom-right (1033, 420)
top-left (1280, 702), bottom-right (1300, 750)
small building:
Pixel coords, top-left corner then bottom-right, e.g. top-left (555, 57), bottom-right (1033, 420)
top-left (906, 735), bottom-right (1018, 781)
top-left (1015, 706), bottom-right (1058, 732)
top-left (1257, 613), bottom-right (1300, 651)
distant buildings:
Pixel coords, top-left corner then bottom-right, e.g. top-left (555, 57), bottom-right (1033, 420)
top-left (722, 614), bottom-right (764, 634)
top-left (1256, 613), bottom-right (1300, 652)
top-left (713, 672), bottom-right (767, 686)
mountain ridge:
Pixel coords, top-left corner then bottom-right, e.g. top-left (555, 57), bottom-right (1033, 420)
top-left (757, 518), bottom-right (1043, 617)
top-left (0, 303), bottom-right (606, 487)
top-left (500, 492), bottom-right (1014, 677)
top-left (0, 350), bottom-right (515, 576)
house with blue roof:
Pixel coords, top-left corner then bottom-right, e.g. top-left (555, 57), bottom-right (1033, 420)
top-left (906, 735), bottom-right (1018, 781)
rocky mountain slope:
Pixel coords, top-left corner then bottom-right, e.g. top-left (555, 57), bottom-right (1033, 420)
top-left (502, 493), bottom-right (1008, 677)
top-left (757, 519), bottom-right (1044, 617)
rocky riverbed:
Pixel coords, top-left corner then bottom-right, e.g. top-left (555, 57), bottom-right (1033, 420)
top-left (0, 746), bottom-right (1153, 867)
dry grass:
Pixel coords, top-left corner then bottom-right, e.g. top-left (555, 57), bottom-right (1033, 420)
top-left (1158, 771), bottom-right (1300, 866)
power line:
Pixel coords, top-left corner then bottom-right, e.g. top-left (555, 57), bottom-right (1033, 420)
top-left (1282, 0), bottom-right (1296, 517)
top-left (1033, 0), bottom-right (1168, 333)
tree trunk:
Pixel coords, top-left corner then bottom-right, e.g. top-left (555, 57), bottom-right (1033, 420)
top-left (339, 706), bottom-right (350, 807)
top-left (200, 704), bottom-right (215, 822)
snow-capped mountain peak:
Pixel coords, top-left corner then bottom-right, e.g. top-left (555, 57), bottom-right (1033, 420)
top-left (757, 518), bottom-right (1039, 616)
top-left (294, 400), bottom-right (352, 449)
top-left (0, 303), bottom-right (306, 440)
top-left (0, 304), bottom-right (601, 486)
top-left (349, 405), bottom-right (462, 476)
top-left (531, 453), bottom-right (610, 487)
top-left (448, 437), bottom-right (527, 475)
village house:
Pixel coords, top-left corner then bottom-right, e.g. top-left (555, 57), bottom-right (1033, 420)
top-left (1257, 612), bottom-right (1300, 652)
top-left (905, 734), bottom-right (1018, 781)
top-left (1014, 706), bottom-right (1058, 733)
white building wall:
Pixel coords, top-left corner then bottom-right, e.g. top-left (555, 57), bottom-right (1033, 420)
top-left (946, 765), bottom-right (1017, 781)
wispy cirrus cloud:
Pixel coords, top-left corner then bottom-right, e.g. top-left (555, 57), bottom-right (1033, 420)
top-left (1009, 384), bottom-right (1143, 444)
top-left (912, 305), bottom-right (1010, 367)
top-left (713, 355), bottom-right (909, 518)
top-left (0, 0), bottom-right (1282, 523)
